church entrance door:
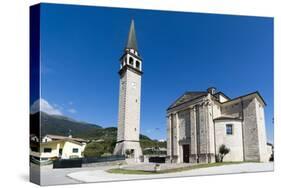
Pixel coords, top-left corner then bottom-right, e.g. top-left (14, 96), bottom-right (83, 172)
top-left (182, 144), bottom-right (190, 163)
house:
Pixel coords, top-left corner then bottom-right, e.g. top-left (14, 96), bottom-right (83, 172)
top-left (41, 134), bottom-right (88, 143)
top-left (166, 87), bottom-right (270, 163)
top-left (30, 134), bottom-right (88, 161)
top-left (30, 134), bottom-right (39, 142)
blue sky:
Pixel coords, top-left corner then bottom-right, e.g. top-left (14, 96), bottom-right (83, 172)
top-left (38, 3), bottom-right (274, 142)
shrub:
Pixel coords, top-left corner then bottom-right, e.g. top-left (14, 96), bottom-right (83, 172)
top-left (218, 144), bottom-right (230, 162)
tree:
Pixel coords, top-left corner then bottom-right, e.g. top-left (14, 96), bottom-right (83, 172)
top-left (83, 139), bottom-right (116, 157)
top-left (84, 142), bottom-right (104, 157)
top-left (218, 144), bottom-right (230, 162)
top-left (125, 149), bottom-right (133, 158)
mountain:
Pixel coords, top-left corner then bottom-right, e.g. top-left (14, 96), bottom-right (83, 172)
top-left (30, 112), bottom-right (151, 141)
top-left (30, 112), bottom-right (166, 156)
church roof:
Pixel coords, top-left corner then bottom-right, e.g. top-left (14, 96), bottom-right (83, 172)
top-left (213, 91), bottom-right (231, 100)
top-left (126, 19), bottom-right (138, 51)
top-left (167, 91), bottom-right (207, 110)
top-left (213, 116), bottom-right (242, 121)
top-left (220, 91), bottom-right (266, 106)
top-left (167, 88), bottom-right (266, 111)
top-left (44, 134), bottom-right (87, 143)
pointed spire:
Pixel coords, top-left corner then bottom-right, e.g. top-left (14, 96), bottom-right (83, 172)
top-left (126, 19), bottom-right (138, 51)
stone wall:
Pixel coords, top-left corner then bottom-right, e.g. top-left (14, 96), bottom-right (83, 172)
top-left (114, 68), bottom-right (142, 158)
top-left (197, 105), bottom-right (208, 161)
top-left (116, 73), bottom-right (127, 142)
top-left (207, 101), bottom-right (216, 158)
top-left (221, 101), bottom-right (242, 119)
top-left (178, 109), bottom-right (191, 163)
top-left (167, 113), bottom-right (180, 162)
top-left (166, 116), bottom-right (171, 158)
top-left (190, 107), bottom-right (197, 163)
top-left (254, 98), bottom-right (268, 162)
top-left (243, 98), bottom-right (260, 161)
top-left (178, 109), bottom-right (191, 142)
top-left (123, 69), bottom-right (141, 141)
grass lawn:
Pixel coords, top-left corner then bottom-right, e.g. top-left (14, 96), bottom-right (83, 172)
top-left (107, 162), bottom-right (244, 175)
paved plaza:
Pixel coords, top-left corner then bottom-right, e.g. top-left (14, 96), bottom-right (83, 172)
top-left (31, 162), bottom-right (273, 185)
top-left (68, 162), bottom-right (273, 183)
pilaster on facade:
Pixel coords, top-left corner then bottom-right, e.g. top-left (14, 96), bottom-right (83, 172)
top-left (190, 106), bottom-right (197, 163)
top-left (174, 112), bottom-right (180, 163)
top-left (166, 115), bottom-right (172, 160)
top-left (203, 103), bottom-right (209, 159)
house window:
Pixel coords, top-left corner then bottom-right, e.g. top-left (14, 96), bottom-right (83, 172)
top-left (43, 148), bottom-right (52, 153)
top-left (31, 147), bottom-right (39, 152)
top-left (72, 148), bottom-right (79, 153)
top-left (59, 148), bottom-right (63, 156)
top-left (226, 124), bottom-right (233, 135)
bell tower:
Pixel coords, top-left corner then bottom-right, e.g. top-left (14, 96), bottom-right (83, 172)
top-left (113, 20), bottom-right (143, 161)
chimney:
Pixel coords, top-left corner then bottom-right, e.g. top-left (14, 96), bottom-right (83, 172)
top-left (207, 87), bottom-right (216, 95)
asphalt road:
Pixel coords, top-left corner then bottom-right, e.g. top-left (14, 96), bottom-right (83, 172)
top-left (30, 163), bottom-right (116, 186)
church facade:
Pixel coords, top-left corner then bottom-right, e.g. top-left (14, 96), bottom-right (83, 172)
top-left (166, 87), bottom-right (268, 163)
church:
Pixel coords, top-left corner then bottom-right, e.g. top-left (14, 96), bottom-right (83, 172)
top-left (112, 20), bottom-right (270, 164)
top-left (166, 87), bottom-right (269, 163)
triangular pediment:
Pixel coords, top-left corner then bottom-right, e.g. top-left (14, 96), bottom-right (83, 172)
top-left (167, 91), bottom-right (207, 110)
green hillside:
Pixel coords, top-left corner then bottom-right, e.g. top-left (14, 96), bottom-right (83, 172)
top-left (30, 112), bottom-right (166, 156)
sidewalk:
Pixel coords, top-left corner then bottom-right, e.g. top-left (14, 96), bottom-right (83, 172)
top-left (67, 162), bottom-right (274, 183)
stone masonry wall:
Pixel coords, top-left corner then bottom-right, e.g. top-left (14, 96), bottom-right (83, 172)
top-left (190, 107), bottom-right (197, 163)
top-left (172, 113), bottom-right (179, 160)
top-left (123, 69), bottom-right (141, 141)
top-left (117, 73), bottom-right (127, 142)
top-left (221, 102), bottom-right (242, 119)
top-left (254, 98), bottom-right (268, 162)
top-left (197, 104), bottom-right (208, 162)
top-left (166, 116), bottom-right (171, 158)
top-left (243, 98), bottom-right (260, 161)
top-left (178, 109), bottom-right (191, 163)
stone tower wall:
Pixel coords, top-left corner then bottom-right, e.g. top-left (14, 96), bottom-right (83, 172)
top-left (123, 69), bottom-right (141, 141)
top-left (243, 98), bottom-right (261, 161)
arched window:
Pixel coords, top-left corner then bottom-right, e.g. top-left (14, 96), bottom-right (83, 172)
top-left (129, 57), bottom-right (134, 65)
top-left (136, 61), bottom-right (140, 69)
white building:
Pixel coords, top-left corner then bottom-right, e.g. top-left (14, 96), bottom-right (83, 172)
top-left (113, 20), bottom-right (143, 161)
top-left (166, 87), bottom-right (270, 163)
top-left (30, 134), bottom-right (88, 161)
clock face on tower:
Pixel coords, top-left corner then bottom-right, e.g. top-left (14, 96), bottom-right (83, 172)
top-left (131, 82), bottom-right (136, 89)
